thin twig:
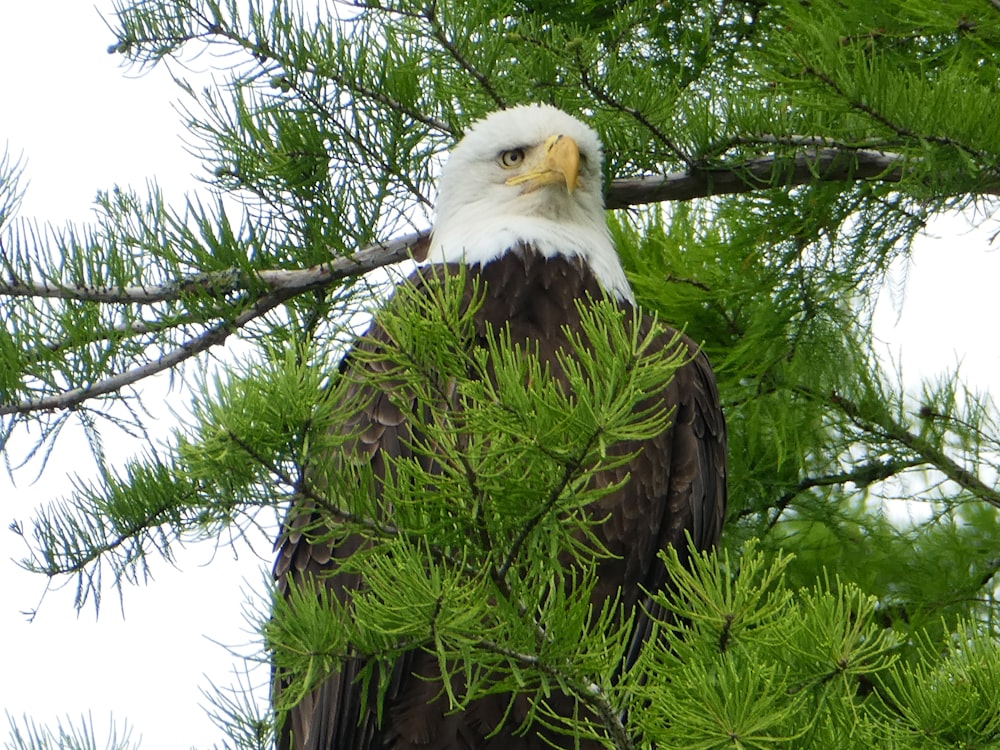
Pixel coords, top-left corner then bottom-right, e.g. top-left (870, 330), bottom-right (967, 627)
top-left (755, 458), bottom-right (926, 532)
top-left (421, 0), bottom-right (506, 110)
top-left (575, 52), bottom-right (695, 170)
top-left (801, 64), bottom-right (991, 162)
top-left (830, 391), bottom-right (1000, 510)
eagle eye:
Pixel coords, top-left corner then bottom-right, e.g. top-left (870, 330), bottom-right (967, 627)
top-left (498, 148), bottom-right (526, 168)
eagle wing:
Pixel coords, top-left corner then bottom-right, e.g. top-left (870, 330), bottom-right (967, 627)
top-left (600, 322), bottom-right (727, 672)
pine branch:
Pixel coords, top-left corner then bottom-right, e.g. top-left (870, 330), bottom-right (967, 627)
top-left (0, 235), bottom-right (427, 416)
top-left (0, 232), bottom-right (425, 303)
top-left (477, 640), bottom-right (634, 750)
top-left (21, 482), bottom-right (195, 583)
top-left (0, 290), bottom-right (290, 417)
top-left (223, 428), bottom-right (404, 543)
top-left (28, 314), bottom-right (203, 363)
top-left (420, 0), bottom-right (507, 110)
top-left (800, 64), bottom-right (992, 162)
top-left (575, 51), bottom-right (694, 170)
top-left (495, 430), bottom-right (600, 583)
top-left (193, 5), bottom-right (454, 137)
top-left (830, 392), bottom-right (1000, 511)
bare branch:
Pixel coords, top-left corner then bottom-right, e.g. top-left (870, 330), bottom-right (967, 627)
top-left (0, 271), bottom-right (239, 304)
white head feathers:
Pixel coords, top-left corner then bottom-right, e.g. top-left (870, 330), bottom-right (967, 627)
top-left (426, 104), bottom-right (634, 303)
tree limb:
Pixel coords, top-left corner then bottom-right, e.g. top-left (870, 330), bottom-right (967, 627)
top-left (0, 232), bottom-right (428, 303)
top-left (754, 458), bottom-right (926, 532)
top-left (604, 148), bottom-right (914, 208)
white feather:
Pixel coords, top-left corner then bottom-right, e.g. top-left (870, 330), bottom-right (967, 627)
top-left (426, 104), bottom-right (635, 303)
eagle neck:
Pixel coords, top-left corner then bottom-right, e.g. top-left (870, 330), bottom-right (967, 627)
top-left (425, 218), bottom-right (634, 304)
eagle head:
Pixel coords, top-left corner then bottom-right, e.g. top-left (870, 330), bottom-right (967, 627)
top-left (427, 104), bottom-right (633, 303)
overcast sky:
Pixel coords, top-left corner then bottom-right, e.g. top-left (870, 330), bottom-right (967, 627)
top-left (2, 3), bottom-right (999, 749)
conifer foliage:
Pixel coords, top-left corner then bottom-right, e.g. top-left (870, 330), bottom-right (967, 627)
top-left (3, 1), bottom-right (1000, 748)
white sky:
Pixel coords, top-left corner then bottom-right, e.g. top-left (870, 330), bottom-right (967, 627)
top-left (1, 3), bottom-right (270, 748)
top-left (1, 2), bottom-right (998, 749)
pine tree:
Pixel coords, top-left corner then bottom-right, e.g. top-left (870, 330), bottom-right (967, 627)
top-left (3, 0), bottom-right (1000, 747)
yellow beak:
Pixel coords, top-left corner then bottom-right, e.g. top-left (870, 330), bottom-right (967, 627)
top-left (505, 134), bottom-right (580, 194)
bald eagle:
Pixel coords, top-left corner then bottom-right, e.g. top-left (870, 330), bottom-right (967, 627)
top-left (274, 104), bottom-right (727, 749)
